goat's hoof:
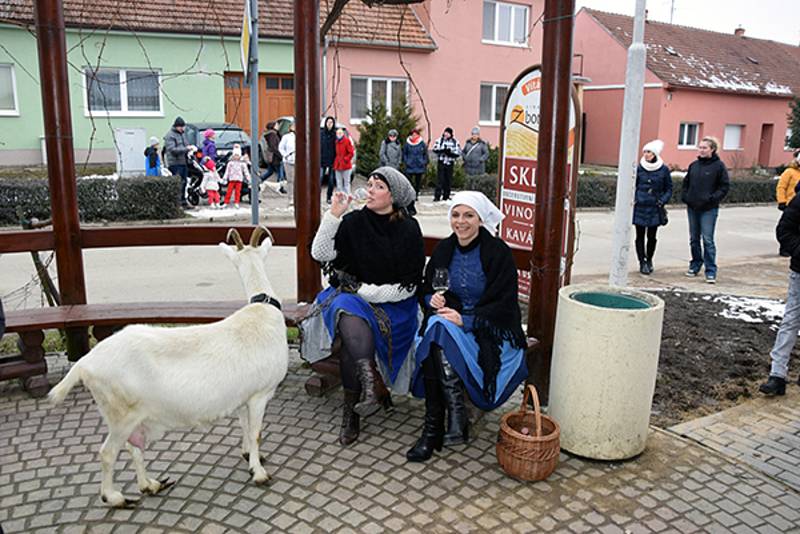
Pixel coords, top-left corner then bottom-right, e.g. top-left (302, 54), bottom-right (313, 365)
top-left (141, 477), bottom-right (176, 495)
top-left (251, 471), bottom-right (272, 486)
top-left (102, 492), bottom-right (138, 508)
top-left (242, 452), bottom-right (267, 464)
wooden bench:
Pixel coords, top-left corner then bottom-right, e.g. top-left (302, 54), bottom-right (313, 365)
top-left (1, 301), bottom-right (309, 397)
top-left (303, 336), bottom-right (541, 398)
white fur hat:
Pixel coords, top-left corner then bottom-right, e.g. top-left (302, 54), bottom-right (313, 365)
top-left (642, 139), bottom-right (664, 156)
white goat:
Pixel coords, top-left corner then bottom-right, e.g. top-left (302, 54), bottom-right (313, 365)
top-left (48, 227), bottom-right (289, 508)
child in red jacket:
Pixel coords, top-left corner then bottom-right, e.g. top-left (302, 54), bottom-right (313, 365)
top-left (333, 127), bottom-right (355, 196)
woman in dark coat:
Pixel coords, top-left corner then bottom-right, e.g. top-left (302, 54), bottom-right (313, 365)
top-left (320, 116), bottom-right (337, 203)
top-left (633, 139), bottom-right (673, 275)
top-left (402, 129), bottom-right (429, 197)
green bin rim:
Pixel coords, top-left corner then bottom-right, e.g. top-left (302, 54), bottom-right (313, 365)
top-left (569, 290), bottom-right (652, 310)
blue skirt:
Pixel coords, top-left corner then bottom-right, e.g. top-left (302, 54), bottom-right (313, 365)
top-left (413, 316), bottom-right (527, 411)
top-left (317, 286), bottom-right (418, 385)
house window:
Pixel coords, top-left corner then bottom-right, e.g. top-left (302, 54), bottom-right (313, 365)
top-left (84, 68), bottom-right (162, 116)
top-left (482, 1), bottom-right (528, 46)
top-left (0, 64), bottom-right (19, 116)
top-left (350, 76), bottom-right (408, 121)
top-left (723, 124), bottom-right (744, 150)
top-left (479, 83), bottom-right (508, 123)
top-left (678, 122), bottom-right (699, 148)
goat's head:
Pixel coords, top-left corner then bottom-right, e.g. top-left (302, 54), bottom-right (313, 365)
top-left (219, 227), bottom-right (277, 297)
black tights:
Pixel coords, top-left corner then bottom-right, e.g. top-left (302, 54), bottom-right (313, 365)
top-left (635, 225), bottom-right (658, 262)
top-left (337, 315), bottom-right (375, 391)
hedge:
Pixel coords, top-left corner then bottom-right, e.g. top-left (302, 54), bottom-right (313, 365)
top-left (0, 175), bottom-right (184, 226)
top-left (465, 174), bottom-right (776, 208)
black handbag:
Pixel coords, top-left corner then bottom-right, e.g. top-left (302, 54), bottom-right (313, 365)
top-left (659, 205), bottom-right (669, 226)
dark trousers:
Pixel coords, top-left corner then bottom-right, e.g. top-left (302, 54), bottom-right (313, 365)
top-left (634, 225), bottom-right (658, 263)
top-left (434, 164), bottom-right (453, 201)
top-left (259, 163), bottom-right (284, 183)
top-left (169, 164), bottom-right (188, 206)
top-left (408, 173), bottom-right (423, 196)
top-left (322, 166), bottom-right (335, 201)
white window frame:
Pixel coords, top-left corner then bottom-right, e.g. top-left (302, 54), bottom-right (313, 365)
top-left (482, 0), bottom-right (529, 48)
top-left (786, 127), bottom-right (795, 151)
top-left (723, 124), bottom-right (744, 151)
top-left (678, 122), bottom-right (700, 149)
top-left (0, 64), bottom-right (19, 117)
top-left (83, 67), bottom-right (164, 118)
top-left (479, 82), bottom-right (509, 126)
top-left (350, 76), bottom-right (408, 124)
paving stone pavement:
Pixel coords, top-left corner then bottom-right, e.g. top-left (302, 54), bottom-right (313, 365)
top-left (671, 386), bottom-right (800, 494)
top-left (2, 351), bottom-right (800, 533)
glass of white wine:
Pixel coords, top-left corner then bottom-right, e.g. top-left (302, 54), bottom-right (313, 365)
top-left (433, 268), bottom-right (449, 295)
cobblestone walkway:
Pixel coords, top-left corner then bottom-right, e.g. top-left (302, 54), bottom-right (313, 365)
top-left (2, 352), bottom-right (800, 533)
top-left (671, 387), bottom-right (800, 493)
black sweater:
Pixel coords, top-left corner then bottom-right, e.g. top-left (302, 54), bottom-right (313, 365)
top-left (681, 154), bottom-right (730, 211)
top-left (777, 194), bottom-right (800, 274)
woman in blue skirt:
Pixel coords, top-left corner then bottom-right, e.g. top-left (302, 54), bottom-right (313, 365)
top-left (408, 191), bottom-right (528, 462)
top-left (305, 166), bottom-right (424, 446)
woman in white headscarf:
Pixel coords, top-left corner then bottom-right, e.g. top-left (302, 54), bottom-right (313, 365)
top-left (406, 191), bottom-right (527, 462)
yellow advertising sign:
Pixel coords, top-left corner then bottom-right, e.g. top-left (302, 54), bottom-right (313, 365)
top-left (241, 1), bottom-right (251, 79)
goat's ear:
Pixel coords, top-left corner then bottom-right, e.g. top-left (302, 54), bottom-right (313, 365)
top-left (218, 242), bottom-right (238, 261)
top-left (258, 237), bottom-right (273, 258)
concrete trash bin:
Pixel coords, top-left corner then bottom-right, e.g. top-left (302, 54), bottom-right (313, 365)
top-left (548, 284), bottom-right (664, 460)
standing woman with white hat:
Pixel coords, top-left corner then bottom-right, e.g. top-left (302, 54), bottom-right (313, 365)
top-left (633, 139), bottom-right (673, 275)
top-left (407, 191), bottom-right (528, 462)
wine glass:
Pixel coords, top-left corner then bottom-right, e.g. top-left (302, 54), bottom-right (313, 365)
top-left (433, 268), bottom-right (449, 295)
top-left (352, 187), bottom-right (368, 203)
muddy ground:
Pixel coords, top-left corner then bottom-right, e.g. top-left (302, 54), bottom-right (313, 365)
top-left (651, 289), bottom-right (798, 428)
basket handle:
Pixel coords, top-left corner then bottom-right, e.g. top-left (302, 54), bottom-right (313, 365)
top-left (520, 384), bottom-right (544, 438)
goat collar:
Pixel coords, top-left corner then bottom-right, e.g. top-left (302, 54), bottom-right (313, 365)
top-left (249, 293), bottom-right (282, 311)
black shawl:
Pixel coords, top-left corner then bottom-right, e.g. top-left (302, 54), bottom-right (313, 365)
top-left (420, 227), bottom-right (526, 402)
top-left (326, 207), bottom-right (425, 291)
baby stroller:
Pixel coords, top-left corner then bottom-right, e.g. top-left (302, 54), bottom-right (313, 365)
top-left (185, 147), bottom-right (207, 207)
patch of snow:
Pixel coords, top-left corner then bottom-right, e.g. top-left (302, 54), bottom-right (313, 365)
top-left (78, 173), bottom-right (119, 180)
top-left (185, 206), bottom-right (253, 219)
top-left (764, 82), bottom-right (793, 95)
top-left (714, 295), bottom-right (784, 324)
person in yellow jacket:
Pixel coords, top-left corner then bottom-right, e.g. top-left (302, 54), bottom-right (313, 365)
top-left (776, 148), bottom-right (800, 210)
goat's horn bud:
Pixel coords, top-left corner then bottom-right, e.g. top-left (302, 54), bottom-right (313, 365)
top-left (227, 228), bottom-right (245, 250)
top-left (250, 226), bottom-right (274, 247)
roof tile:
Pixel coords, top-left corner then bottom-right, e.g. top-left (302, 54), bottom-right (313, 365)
top-left (585, 8), bottom-right (800, 97)
top-left (0, 0), bottom-right (434, 49)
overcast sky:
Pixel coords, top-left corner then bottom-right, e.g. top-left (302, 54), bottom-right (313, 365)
top-left (575, 0), bottom-right (800, 46)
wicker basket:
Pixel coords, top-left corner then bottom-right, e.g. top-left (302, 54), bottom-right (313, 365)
top-left (496, 384), bottom-right (561, 481)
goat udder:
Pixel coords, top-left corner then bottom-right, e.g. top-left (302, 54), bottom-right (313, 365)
top-left (127, 427), bottom-right (147, 449)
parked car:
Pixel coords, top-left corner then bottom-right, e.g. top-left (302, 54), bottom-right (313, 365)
top-left (185, 122), bottom-right (251, 159)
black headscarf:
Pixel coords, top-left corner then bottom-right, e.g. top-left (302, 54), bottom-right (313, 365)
top-left (420, 227), bottom-right (526, 401)
top-left (326, 208), bottom-right (425, 292)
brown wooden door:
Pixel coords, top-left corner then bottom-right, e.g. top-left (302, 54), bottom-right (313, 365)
top-left (225, 72), bottom-right (294, 137)
top-left (224, 73), bottom-right (250, 132)
top-left (758, 123), bottom-right (774, 167)
top-left (263, 75), bottom-right (295, 123)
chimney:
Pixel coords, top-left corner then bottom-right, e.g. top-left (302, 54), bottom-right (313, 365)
top-left (734, 27), bottom-right (745, 37)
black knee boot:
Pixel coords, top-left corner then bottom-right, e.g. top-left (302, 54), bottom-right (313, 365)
top-left (339, 390), bottom-right (360, 446)
top-left (354, 359), bottom-right (392, 418)
top-left (441, 358), bottom-right (469, 447)
top-left (406, 353), bottom-right (445, 462)
top-left (646, 236), bottom-right (657, 273)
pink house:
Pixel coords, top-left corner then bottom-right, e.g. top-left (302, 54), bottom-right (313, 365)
top-left (324, 0), bottom-right (543, 146)
top-left (574, 8), bottom-right (800, 169)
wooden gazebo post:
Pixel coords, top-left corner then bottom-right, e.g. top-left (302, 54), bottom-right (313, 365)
top-left (294, 0), bottom-right (323, 302)
top-left (527, 0), bottom-right (576, 403)
top-left (34, 0), bottom-right (90, 360)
